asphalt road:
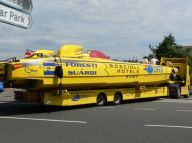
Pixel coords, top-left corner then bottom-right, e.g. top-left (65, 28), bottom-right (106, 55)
top-left (0, 93), bottom-right (192, 143)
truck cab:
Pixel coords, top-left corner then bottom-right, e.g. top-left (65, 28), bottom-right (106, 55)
top-left (161, 58), bottom-right (190, 98)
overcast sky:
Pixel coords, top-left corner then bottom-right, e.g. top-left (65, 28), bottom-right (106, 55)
top-left (0, 0), bottom-right (192, 60)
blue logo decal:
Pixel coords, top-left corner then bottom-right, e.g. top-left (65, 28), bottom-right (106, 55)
top-left (144, 65), bottom-right (153, 74)
top-left (72, 95), bottom-right (81, 101)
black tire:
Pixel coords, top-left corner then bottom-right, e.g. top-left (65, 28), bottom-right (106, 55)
top-left (114, 92), bottom-right (123, 105)
top-left (97, 93), bottom-right (107, 106)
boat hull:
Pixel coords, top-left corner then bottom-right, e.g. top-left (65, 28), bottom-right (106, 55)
top-left (4, 58), bottom-right (173, 91)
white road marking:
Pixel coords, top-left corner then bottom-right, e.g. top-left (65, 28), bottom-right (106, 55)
top-left (145, 124), bottom-right (192, 129)
top-left (0, 116), bottom-right (87, 124)
top-left (157, 99), bottom-right (192, 104)
top-left (96, 106), bottom-right (115, 109)
top-left (177, 110), bottom-right (192, 112)
top-left (0, 102), bottom-right (6, 104)
top-left (134, 108), bottom-right (156, 111)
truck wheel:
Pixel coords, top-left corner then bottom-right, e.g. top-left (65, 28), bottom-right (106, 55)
top-left (97, 93), bottom-right (107, 106)
top-left (114, 92), bottom-right (123, 105)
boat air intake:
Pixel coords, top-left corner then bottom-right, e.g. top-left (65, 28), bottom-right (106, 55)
top-left (54, 65), bottom-right (63, 78)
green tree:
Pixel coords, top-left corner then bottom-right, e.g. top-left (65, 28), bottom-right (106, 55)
top-left (145, 34), bottom-right (192, 67)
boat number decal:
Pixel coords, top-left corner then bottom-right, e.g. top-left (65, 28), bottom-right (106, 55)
top-left (144, 65), bottom-right (163, 74)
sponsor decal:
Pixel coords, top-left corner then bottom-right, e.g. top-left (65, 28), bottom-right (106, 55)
top-left (68, 71), bottom-right (97, 76)
top-left (65, 62), bottom-right (97, 68)
top-left (144, 65), bottom-right (153, 74)
top-left (25, 67), bottom-right (38, 73)
top-left (109, 64), bottom-right (140, 74)
top-left (109, 64), bottom-right (139, 70)
top-left (144, 65), bottom-right (163, 74)
top-left (126, 75), bottom-right (138, 78)
top-left (117, 69), bottom-right (139, 74)
top-left (153, 66), bottom-right (163, 73)
top-left (72, 94), bottom-right (88, 102)
top-left (72, 95), bottom-right (81, 101)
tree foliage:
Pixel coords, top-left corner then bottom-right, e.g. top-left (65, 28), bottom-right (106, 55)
top-left (145, 34), bottom-right (192, 67)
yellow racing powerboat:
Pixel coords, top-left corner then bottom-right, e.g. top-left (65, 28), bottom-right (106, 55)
top-left (0, 45), bottom-right (174, 91)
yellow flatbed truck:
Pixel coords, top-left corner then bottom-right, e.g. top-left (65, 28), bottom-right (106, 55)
top-left (13, 58), bottom-right (190, 106)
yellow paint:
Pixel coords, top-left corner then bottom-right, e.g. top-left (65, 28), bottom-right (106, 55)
top-left (43, 86), bottom-right (168, 106)
top-left (57, 45), bottom-right (83, 57)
